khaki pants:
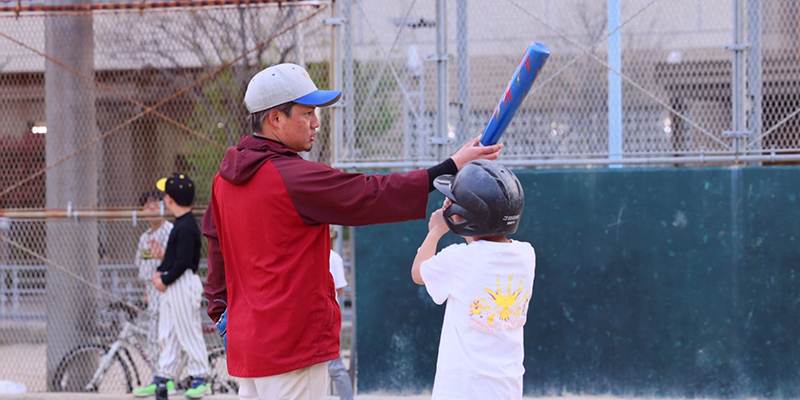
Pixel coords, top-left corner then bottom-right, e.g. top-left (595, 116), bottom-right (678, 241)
top-left (238, 362), bottom-right (328, 400)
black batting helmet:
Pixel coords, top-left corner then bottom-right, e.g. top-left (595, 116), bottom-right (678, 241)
top-left (433, 160), bottom-right (525, 237)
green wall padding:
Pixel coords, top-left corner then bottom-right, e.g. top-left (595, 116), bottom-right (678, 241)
top-left (355, 167), bottom-right (800, 398)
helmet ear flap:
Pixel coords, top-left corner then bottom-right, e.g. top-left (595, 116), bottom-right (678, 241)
top-left (443, 202), bottom-right (476, 236)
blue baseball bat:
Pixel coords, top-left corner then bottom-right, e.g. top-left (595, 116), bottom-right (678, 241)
top-left (480, 42), bottom-right (550, 146)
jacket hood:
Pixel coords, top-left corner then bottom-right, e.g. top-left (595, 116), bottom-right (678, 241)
top-left (218, 136), bottom-right (299, 185)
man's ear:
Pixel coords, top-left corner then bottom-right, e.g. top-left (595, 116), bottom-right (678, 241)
top-left (267, 109), bottom-right (284, 130)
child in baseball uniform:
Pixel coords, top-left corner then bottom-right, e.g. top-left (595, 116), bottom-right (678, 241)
top-left (132, 191), bottom-right (176, 397)
top-left (151, 173), bottom-right (210, 399)
top-left (411, 160), bottom-right (535, 400)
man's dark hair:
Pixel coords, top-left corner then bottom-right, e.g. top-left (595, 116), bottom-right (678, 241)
top-left (139, 190), bottom-right (164, 207)
top-left (249, 101), bottom-right (296, 135)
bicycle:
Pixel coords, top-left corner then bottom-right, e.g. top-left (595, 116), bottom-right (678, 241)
top-left (51, 304), bottom-right (237, 395)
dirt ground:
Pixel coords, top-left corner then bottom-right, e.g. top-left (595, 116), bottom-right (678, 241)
top-left (0, 395), bottom-right (680, 400)
top-left (1, 344), bottom-right (744, 400)
top-left (0, 342), bottom-right (347, 397)
top-left (0, 343), bottom-right (46, 392)
top-left (0, 394), bottom-right (754, 400)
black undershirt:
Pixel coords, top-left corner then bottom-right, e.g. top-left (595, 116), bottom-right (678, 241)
top-left (426, 158), bottom-right (458, 192)
top-left (157, 212), bottom-right (202, 285)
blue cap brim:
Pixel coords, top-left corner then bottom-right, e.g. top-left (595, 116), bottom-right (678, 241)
top-left (294, 90), bottom-right (342, 107)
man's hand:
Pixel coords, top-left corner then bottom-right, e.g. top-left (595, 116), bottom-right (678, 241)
top-left (451, 135), bottom-right (504, 170)
top-left (148, 240), bottom-right (165, 259)
top-left (216, 308), bottom-right (228, 349)
top-left (152, 272), bottom-right (167, 292)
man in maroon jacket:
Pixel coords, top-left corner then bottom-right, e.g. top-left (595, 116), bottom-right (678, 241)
top-left (202, 63), bottom-right (502, 399)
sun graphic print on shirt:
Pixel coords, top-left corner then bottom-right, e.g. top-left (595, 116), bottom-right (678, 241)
top-left (469, 275), bottom-right (531, 332)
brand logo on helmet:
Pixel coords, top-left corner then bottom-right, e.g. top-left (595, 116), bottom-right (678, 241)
top-left (503, 215), bottom-right (521, 221)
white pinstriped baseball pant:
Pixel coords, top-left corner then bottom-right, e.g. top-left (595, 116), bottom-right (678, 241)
top-left (157, 270), bottom-right (210, 379)
top-left (145, 284), bottom-right (161, 372)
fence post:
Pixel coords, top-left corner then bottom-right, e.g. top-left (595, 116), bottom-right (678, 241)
top-left (343, 0), bottom-right (354, 165)
top-left (12, 267), bottom-right (19, 315)
top-left (456, 0), bottom-right (469, 146)
top-left (746, 0), bottom-right (762, 163)
top-left (724, 0), bottom-right (750, 158)
top-left (434, 0), bottom-right (449, 160)
top-left (44, 0), bottom-right (99, 387)
top-left (607, 0), bottom-right (622, 167)
top-left (330, 0), bottom-right (345, 167)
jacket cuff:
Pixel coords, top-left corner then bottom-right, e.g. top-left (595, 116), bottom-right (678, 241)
top-left (209, 299), bottom-right (227, 322)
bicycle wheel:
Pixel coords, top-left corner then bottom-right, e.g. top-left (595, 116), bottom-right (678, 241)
top-left (208, 345), bottom-right (238, 394)
top-left (52, 344), bottom-right (133, 393)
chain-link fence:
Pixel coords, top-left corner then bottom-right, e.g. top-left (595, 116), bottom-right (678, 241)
top-left (0, 0), bottom-right (338, 393)
top-left (334, 0), bottom-right (800, 168)
top-left (1, 0), bottom-right (334, 209)
top-left (0, 216), bottom-right (238, 394)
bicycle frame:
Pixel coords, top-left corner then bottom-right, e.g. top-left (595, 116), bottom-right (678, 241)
top-left (84, 320), bottom-right (148, 391)
top-left (80, 318), bottom-right (231, 394)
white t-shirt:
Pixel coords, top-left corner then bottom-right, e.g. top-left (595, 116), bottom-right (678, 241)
top-left (329, 250), bottom-right (348, 295)
top-left (134, 221), bottom-right (173, 282)
top-left (420, 240), bottom-right (536, 400)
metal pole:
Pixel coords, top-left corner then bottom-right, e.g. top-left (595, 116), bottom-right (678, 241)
top-left (341, 1), bottom-right (356, 388)
top-left (347, 225), bottom-right (357, 390)
top-left (0, 209), bottom-right (201, 219)
top-left (456, 0), bottom-right (469, 144)
top-left (435, 0), bottom-right (448, 160)
top-left (607, 0), bottom-right (622, 167)
top-left (333, 153), bottom-right (800, 169)
top-left (730, 0), bottom-right (747, 155)
top-left (343, 0), bottom-right (354, 163)
top-left (331, 0), bottom-right (345, 166)
top-left (0, 0), bottom-right (290, 13)
top-left (498, 154), bottom-right (800, 166)
top-left (44, 0), bottom-right (98, 385)
top-left (403, 46), bottom-right (413, 163)
top-left (292, 8), bottom-right (306, 67)
top-left (291, 8), bottom-right (299, 63)
top-left (746, 0), bottom-right (762, 162)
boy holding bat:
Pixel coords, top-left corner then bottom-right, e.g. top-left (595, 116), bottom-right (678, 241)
top-left (411, 160), bottom-right (536, 400)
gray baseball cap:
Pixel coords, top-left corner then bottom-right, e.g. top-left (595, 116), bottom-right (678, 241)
top-left (244, 63), bottom-right (342, 113)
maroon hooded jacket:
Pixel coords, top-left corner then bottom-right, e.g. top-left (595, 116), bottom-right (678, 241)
top-left (202, 135), bottom-right (440, 377)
